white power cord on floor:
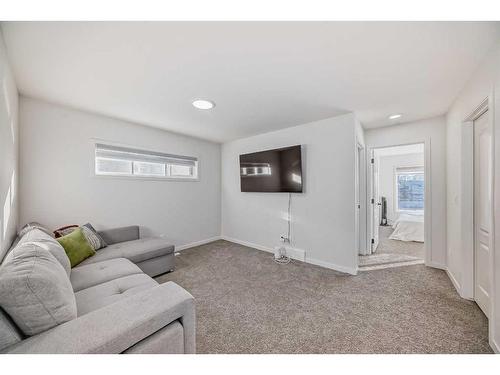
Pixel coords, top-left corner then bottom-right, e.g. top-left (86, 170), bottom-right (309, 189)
top-left (274, 247), bottom-right (291, 264)
top-left (274, 193), bottom-right (292, 265)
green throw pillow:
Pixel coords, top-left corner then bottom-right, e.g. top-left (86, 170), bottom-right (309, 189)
top-left (57, 228), bottom-right (96, 267)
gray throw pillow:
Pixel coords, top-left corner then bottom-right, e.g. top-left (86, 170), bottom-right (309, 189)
top-left (17, 229), bottom-right (71, 277)
top-left (81, 223), bottom-right (107, 251)
top-left (0, 242), bottom-right (77, 336)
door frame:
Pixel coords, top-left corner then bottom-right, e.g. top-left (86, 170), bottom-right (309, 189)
top-left (365, 141), bottom-right (431, 265)
top-left (368, 148), bottom-right (381, 254)
top-left (355, 141), bottom-right (368, 255)
top-left (461, 97), bottom-right (495, 313)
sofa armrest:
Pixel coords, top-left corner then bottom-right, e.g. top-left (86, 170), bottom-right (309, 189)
top-left (4, 282), bottom-right (195, 354)
top-left (98, 225), bottom-right (140, 245)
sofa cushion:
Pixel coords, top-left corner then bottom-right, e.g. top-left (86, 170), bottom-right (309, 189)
top-left (0, 308), bottom-right (22, 352)
top-left (75, 274), bottom-right (158, 316)
top-left (71, 258), bottom-right (143, 292)
top-left (17, 229), bottom-right (71, 277)
top-left (18, 222), bottom-right (53, 238)
top-left (57, 228), bottom-right (96, 267)
top-left (97, 226), bottom-right (139, 245)
top-left (0, 243), bottom-right (77, 336)
top-left (123, 320), bottom-right (184, 354)
top-left (78, 237), bottom-right (175, 266)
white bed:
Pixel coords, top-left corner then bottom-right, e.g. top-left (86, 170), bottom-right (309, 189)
top-left (389, 213), bottom-right (424, 242)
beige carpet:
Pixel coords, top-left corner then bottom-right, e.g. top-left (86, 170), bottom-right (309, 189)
top-left (377, 225), bottom-right (425, 258)
top-left (156, 240), bottom-right (491, 354)
top-left (359, 226), bottom-right (425, 269)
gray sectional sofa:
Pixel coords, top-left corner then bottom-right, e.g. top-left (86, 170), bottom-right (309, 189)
top-left (0, 225), bottom-right (195, 354)
top-left (85, 225), bottom-right (176, 277)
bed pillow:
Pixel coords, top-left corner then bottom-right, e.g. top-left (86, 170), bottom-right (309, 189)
top-left (0, 242), bottom-right (77, 336)
top-left (57, 228), bottom-right (96, 267)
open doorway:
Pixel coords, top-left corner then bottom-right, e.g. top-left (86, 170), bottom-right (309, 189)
top-left (359, 143), bottom-right (425, 271)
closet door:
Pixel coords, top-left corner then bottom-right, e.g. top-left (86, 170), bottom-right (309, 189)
top-left (474, 110), bottom-right (491, 318)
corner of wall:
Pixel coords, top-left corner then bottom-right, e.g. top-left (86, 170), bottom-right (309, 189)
top-left (0, 28), bottom-right (20, 259)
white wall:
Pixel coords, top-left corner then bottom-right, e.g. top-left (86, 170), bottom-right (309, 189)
top-left (377, 153), bottom-right (424, 224)
top-left (446, 43), bottom-right (500, 352)
top-left (446, 45), bottom-right (500, 295)
top-left (0, 31), bottom-right (19, 261)
top-left (19, 97), bottom-right (221, 249)
top-left (222, 113), bottom-right (359, 274)
top-left (364, 116), bottom-right (447, 268)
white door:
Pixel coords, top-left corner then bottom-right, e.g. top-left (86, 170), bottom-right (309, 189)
top-left (474, 110), bottom-right (492, 318)
top-left (370, 151), bottom-right (380, 253)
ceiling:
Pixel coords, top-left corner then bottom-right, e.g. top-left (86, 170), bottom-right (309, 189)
top-left (2, 22), bottom-right (500, 143)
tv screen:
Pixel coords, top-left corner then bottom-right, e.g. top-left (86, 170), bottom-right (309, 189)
top-left (239, 145), bottom-right (303, 193)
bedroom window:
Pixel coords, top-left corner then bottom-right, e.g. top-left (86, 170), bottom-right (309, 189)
top-left (395, 167), bottom-right (424, 212)
top-left (95, 143), bottom-right (198, 180)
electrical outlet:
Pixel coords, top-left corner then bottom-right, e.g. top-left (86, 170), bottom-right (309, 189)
top-left (280, 235), bottom-right (290, 243)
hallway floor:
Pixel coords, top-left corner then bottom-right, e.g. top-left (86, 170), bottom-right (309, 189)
top-left (377, 225), bottom-right (425, 258)
top-left (359, 226), bottom-right (425, 270)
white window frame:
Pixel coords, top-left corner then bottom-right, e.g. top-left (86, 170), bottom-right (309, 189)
top-left (93, 142), bottom-right (199, 181)
top-left (394, 166), bottom-right (424, 213)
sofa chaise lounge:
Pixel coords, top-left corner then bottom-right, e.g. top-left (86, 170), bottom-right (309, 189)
top-left (0, 225), bottom-right (195, 354)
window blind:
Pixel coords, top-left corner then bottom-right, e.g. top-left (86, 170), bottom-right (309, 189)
top-left (95, 143), bottom-right (197, 167)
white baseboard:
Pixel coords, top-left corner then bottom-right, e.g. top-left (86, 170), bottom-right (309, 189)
top-left (221, 236), bottom-right (357, 275)
top-left (359, 259), bottom-right (424, 272)
top-left (276, 245), bottom-right (306, 261)
top-left (491, 338), bottom-right (500, 354)
top-left (445, 267), bottom-right (477, 301)
top-left (445, 267), bottom-right (463, 296)
top-left (222, 236), bottom-right (307, 260)
top-left (221, 236), bottom-right (272, 253)
top-left (426, 261), bottom-right (447, 270)
top-left (175, 236), bottom-right (222, 252)
top-left (306, 256), bottom-right (358, 275)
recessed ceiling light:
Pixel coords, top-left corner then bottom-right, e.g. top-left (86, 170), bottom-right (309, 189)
top-left (388, 114), bottom-right (402, 120)
top-left (192, 99), bottom-right (215, 110)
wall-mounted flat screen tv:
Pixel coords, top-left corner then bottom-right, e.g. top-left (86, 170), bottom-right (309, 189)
top-left (239, 145), bottom-right (303, 193)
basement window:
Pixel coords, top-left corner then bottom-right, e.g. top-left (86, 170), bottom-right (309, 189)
top-left (395, 166), bottom-right (424, 212)
top-left (95, 143), bottom-right (198, 180)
